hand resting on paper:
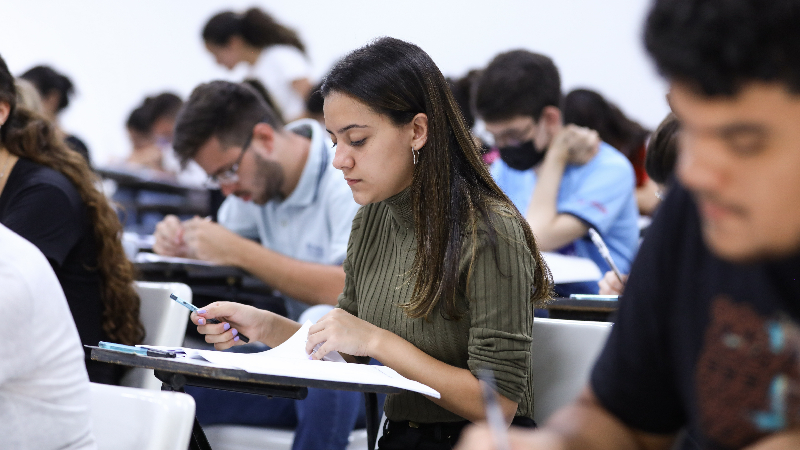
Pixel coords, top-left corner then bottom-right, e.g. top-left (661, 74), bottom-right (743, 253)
top-left (305, 308), bottom-right (384, 362)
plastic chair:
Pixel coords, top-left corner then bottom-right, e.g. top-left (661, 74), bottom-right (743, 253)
top-left (204, 422), bottom-right (370, 450)
top-left (90, 382), bottom-right (195, 450)
top-left (120, 281), bottom-right (192, 390)
top-left (531, 318), bottom-right (612, 424)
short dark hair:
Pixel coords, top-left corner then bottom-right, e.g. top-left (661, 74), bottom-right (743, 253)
top-left (475, 50), bottom-right (561, 122)
top-left (19, 65), bottom-right (74, 112)
top-left (645, 0), bottom-right (800, 96)
top-left (126, 92), bottom-right (183, 134)
top-left (172, 80), bottom-right (282, 165)
top-left (645, 113), bottom-right (680, 186)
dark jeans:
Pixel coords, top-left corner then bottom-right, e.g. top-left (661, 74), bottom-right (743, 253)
top-left (186, 386), bottom-right (370, 450)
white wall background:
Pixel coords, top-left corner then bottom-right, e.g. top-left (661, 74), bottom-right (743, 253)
top-left (0, 0), bottom-right (669, 166)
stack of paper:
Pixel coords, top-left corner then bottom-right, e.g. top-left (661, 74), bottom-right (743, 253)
top-left (541, 252), bottom-right (602, 284)
top-left (142, 321), bottom-right (440, 398)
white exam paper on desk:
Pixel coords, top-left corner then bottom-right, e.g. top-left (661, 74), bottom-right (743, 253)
top-left (134, 252), bottom-right (218, 266)
top-left (143, 321), bottom-right (440, 398)
top-left (541, 251), bottom-right (602, 284)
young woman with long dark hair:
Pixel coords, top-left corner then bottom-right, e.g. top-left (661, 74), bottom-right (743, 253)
top-left (193, 37), bottom-right (551, 449)
top-left (0, 53), bottom-right (144, 385)
top-left (202, 7), bottom-right (311, 122)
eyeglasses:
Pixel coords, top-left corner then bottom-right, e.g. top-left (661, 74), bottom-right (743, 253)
top-left (205, 132), bottom-right (252, 188)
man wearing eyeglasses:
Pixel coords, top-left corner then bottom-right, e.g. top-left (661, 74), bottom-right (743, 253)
top-left (151, 80), bottom-right (364, 450)
top-left (153, 80), bottom-right (359, 318)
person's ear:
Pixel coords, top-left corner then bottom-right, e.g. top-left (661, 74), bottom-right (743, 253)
top-left (251, 122), bottom-right (277, 157)
top-left (0, 101), bottom-right (10, 126)
top-left (539, 106), bottom-right (562, 131)
top-left (410, 113), bottom-right (428, 150)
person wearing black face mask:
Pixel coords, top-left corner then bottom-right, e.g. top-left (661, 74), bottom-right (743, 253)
top-left (475, 50), bottom-right (641, 296)
top-left (497, 139), bottom-right (545, 171)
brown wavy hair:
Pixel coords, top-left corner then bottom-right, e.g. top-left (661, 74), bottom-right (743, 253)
top-left (0, 55), bottom-right (144, 346)
top-left (322, 38), bottom-right (553, 319)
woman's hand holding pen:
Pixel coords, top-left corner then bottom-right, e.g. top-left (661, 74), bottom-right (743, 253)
top-left (305, 308), bottom-right (384, 361)
top-left (192, 302), bottom-right (266, 350)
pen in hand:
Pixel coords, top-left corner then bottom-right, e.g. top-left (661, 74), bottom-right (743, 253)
top-left (169, 293), bottom-right (250, 343)
top-left (478, 368), bottom-right (511, 450)
top-left (588, 228), bottom-right (624, 283)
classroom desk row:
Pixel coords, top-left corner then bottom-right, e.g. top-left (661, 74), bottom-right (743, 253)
top-left (133, 255), bottom-right (617, 323)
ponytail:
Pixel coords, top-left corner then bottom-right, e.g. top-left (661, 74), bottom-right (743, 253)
top-left (202, 7), bottom-right (305, 54)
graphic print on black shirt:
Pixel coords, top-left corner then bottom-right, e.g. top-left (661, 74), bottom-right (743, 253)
top-left (697, 296), bottom-right (800, 448)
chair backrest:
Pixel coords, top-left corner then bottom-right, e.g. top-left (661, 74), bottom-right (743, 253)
top-left (90, 382), bottom-right (195, 450)
top-left (120, 281), bottom-right (192, 390)
top-left (531, 318), bottom-right (612, 424)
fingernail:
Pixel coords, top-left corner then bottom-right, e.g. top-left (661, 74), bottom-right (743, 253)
top-left (198, 318), bottom-right (205, 325)
top-left (234, 336), bottom-right (240, 342)
top-left (198, 309), bottom-right (207, 314)
top-left (231, 329), bottom-right (238, 337)
top-left (223, 323), bottom-right (230, 331)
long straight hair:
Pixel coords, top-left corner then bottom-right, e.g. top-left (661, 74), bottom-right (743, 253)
top-left (322, 37), bottom-right (552, 319)
top-left (0, 54), bottom-right (145, 346)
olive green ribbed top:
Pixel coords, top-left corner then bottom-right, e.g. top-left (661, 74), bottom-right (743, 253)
top-left (337, 187), bottom-right (536, 423)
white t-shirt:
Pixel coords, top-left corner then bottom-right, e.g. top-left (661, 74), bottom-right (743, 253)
top-left (0, 224), bottom-right (96, 450)
top-left (248, 44), bottom-right (311, 122)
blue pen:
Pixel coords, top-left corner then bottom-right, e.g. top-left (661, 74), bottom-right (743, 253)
top-left (169, 293), bottom-right (250, 343)
top-left (99, 341), bottom-right (176, 358)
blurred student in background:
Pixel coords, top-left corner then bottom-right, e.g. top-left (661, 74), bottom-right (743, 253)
top-left (0, 53), bottom-right (144, 385)
top-left (598, 112), bottom-right (679, 295)
top-left (122, 92), bottom-right (206, 186)
top-left (563, 88), bottom-right (661, 215)
top-left (459, 0), bottom-right (800, 447)
top-left (203, 7), bottom-right (312, 122)
top-left (19, 65), bottom-right (91, 164)
top-left (475, 51), bottom-right (639, 295)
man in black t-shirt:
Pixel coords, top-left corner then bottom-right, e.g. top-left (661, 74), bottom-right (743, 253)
top-left (457, 1), bottom-right (800, 449)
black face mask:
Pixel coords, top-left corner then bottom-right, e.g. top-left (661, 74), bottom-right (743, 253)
top-left (498, 140), bottom-right (546, 171)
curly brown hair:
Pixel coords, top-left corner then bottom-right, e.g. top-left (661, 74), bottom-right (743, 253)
top-left (0, 55), bottom-right (144, 346)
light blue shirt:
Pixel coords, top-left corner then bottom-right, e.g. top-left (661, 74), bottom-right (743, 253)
top-left (218, 119), bottom-right (360, 318)
top-left (491, 142), bottom-right (639, 283)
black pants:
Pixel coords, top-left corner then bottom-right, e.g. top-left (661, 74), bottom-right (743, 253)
top-left (378, 417), bottom-right (536, 450)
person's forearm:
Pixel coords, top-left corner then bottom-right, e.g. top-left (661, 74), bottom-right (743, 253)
top-left (745, 430), bottom-right (800, 450)
top-left (541, 389), bottom-right (675, 450)
top-left (257, 309), bottom-right (303, 348)
top-left (526, 156), bottom-right (579, 251)
top-left (228, 237), bottom-right (345, 305)
top-left (368, 328), bottom-right (518, 423)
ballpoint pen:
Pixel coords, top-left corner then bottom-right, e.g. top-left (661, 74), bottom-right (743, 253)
top-left (170, 293), bottom-right (250, 343)
top-left (588, 228), bottom-right (624, 283)
top-left (478, 368), bottom-right (511, 450)
top-left (99, 341), bottom-right (177, 358)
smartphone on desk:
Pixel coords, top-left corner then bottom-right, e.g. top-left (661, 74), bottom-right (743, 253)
top-left (170, 293), bottom-right (250, 343)
top-left (569, 294), bottom-right (619, 301)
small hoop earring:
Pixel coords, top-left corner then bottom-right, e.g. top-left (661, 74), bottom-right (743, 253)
top-left (412, 146), bottom-right (419, 165)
